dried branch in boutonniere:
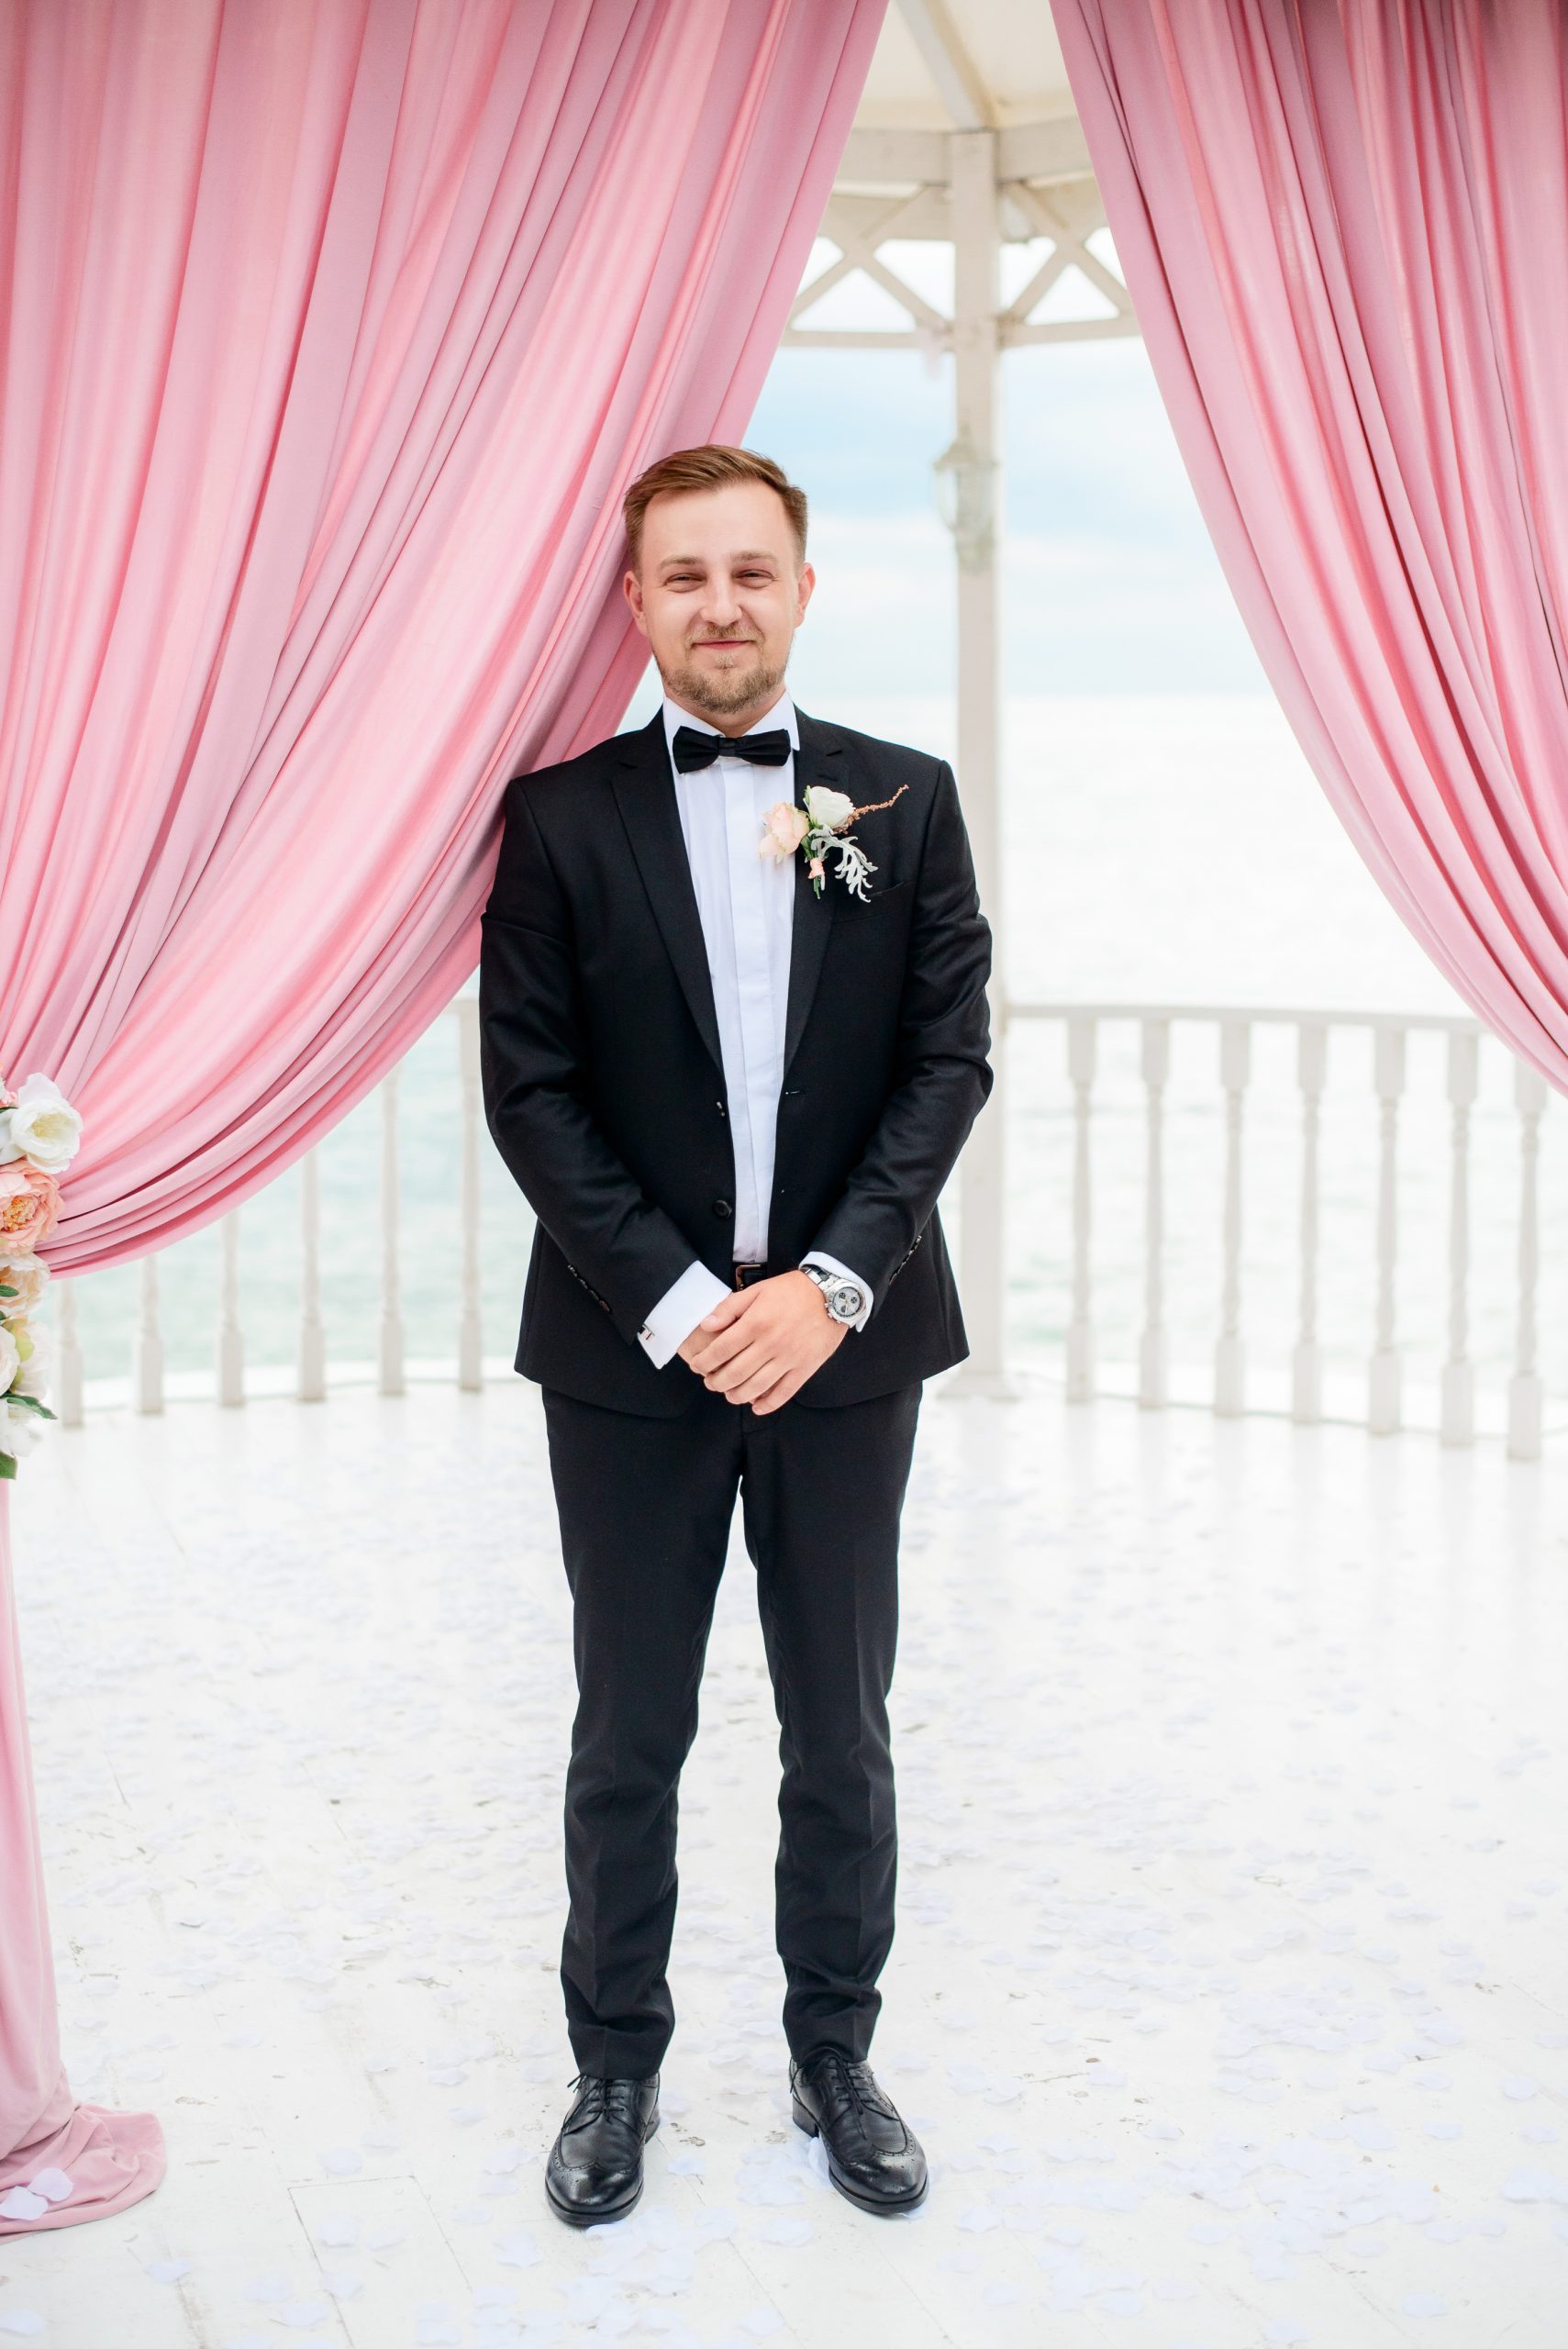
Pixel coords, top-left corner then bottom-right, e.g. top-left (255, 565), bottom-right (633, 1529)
top-left (0, 1073), bottom-right (82, 1478)
top-left (759, 783), bottom-right (908, 900)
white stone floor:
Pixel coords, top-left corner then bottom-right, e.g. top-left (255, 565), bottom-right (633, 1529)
top-left (3, 1375), bottom-right (1566, 2349)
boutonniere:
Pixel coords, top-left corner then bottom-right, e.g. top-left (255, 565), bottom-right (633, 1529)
top-left (760, 783), bottom-right (908, 901)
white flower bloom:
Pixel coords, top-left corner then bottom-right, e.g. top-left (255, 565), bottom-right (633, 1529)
top-left (12, 1319), bottom-right (49, 1397)
top-left (0, 1254), bottom-right (49, 1310)
top-left (1, 1397), bottom-right (43, 1459)
top-left (0, 1324), bottom-right (17, 1395)
top-left (3, 1074), bottom-right (83, 1173)
top-left (804, 785), bottom-right (856, 834)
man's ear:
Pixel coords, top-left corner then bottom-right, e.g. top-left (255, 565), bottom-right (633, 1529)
top-left (795, 561), bottom-right (816, 625)
top-left (623, 565), bottom-right (649, 636)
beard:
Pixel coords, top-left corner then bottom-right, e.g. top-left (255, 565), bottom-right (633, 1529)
top-left (661, 637), bottom-right (786, 718)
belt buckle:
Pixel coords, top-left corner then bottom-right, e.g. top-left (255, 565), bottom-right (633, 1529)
top-left (733, 1262), bottom-right (764, 1288)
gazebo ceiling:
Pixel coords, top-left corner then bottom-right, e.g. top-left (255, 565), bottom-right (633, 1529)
top-left (796, 0), bottom-right (1128, 348)
top-left (851, 0), bottom-right (1079, 134)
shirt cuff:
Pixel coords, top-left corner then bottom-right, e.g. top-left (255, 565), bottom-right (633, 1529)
top-left (638, 1260), bottom-right (732, 1367)
top-left (800, 1251), bottom-right (874, 1332)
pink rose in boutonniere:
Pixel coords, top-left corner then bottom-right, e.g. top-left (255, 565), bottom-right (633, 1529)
top-left (762, 801), bottom-right (810, 861)
top-left (759, 781), bottom-right (908, 901)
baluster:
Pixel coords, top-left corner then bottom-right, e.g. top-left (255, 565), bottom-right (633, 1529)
top-left (1213, 1018), bottom-right (1249, 1415)
top-left (458, 1000), bottom-right (484, 1392)
top-left (1139, 1015), bottom-right (1168, 1408)
top-left (1440, 1030), bottom-right (1478, 1446)
top-left (298, 1150), bottom-right (326, 1402)
top-left (1507, 1057), bottom-right (1548, 1461)
top-left (1292, 1020), bottom-right (1326, 1423)
top-left (1368, 1022), bottom-right (1405, 1433)
top-left (55, 1275), bottom-right (84, 1429)
top-left (380, 1066), bottom-right (405, 1397)
top-left (132, 1253), bottom-right (164, 1415)
top-left (217, 1208), bottom-right (244, 1405)
top-left (1065, 1012), bottom-right (1095, 1402)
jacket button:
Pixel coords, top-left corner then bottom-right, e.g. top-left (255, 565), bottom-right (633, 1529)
top-left (711, 1198), bottom-right (733, 1220)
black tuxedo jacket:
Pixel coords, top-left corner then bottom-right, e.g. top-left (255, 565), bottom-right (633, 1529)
top-left (477, 703), bottom-right (994, 1416)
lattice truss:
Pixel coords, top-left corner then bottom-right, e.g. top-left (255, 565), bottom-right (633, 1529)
top-left (784, 173), bottom-right (1137, 352)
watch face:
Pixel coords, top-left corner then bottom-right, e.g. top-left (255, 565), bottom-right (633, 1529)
top-left (829, 1283), bottom-right (864, 1321)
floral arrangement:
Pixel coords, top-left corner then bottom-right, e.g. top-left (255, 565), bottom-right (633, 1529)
top-left (761, 782), bottom-right (908, 901)
top-left (0, 1073), bottom-right (82, 1479)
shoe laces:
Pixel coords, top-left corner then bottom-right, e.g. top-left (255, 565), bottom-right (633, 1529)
top-left (802, 2049), bottom-right (896, 2123)
top-left (569, 2071), bottom-right (647, 2125)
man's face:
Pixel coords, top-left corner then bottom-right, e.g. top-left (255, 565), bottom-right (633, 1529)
top-left (624, 479), bottom-right (815, 727)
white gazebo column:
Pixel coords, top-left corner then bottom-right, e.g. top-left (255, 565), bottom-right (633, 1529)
top-left (941, 126), bottom-right (1010, 1395)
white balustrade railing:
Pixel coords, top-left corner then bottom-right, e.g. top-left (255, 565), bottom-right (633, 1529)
top-left (45, 993), bottom-right (1563, 1458)
top-left (1008, 1000), bottom-right (1555, 1458)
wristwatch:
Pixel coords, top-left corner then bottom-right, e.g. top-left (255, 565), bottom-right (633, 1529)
top-left (801, 1264), bottom-right (867, 1324)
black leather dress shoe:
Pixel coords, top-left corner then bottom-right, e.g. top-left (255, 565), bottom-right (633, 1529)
top-left (544, 2070), bottom-right (661, 2226)
top-left (789, 2050), bottom-right (929, 2214)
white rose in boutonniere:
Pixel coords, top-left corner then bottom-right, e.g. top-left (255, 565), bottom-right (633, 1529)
top-left (760, 782), bottom-right (909, 902)
top-left (0, 1073), bottom-right (83, 1172)
top-left (803, 785), bottom-right (856, 832)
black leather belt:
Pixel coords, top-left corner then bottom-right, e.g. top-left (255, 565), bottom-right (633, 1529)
top-left (732, 1263), bottom-right (767, 1287)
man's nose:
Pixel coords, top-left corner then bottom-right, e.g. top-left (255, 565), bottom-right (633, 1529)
top-left (699, 579), bottom-right (743, 628)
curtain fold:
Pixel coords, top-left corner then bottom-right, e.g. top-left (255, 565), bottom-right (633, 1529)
top-left (1052, 0), bottom-right (1568, 1088)
top-left (0, 0), bottom-right (884, 2228)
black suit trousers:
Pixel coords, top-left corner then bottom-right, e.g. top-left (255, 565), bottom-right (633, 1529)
top-left (540, 1376), bottom-right (922, 2080)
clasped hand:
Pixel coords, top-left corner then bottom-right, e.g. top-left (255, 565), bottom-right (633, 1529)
top-left (677, 1270), bottom-right (847, 1414)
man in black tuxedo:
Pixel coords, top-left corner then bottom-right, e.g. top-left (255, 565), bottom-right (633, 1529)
top-left (479, 444), bottom-right (993, 2226)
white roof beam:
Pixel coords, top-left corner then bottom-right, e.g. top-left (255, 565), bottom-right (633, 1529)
top-left (834, 121), bottom-right (1100, 197)
top-left (895, 0), bottom-right (996, 130)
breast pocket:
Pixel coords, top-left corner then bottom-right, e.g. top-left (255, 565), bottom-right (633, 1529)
top-left (856, 877), bottom-right (914, 915)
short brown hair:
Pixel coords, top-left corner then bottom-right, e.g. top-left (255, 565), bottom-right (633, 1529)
top-left (622, 444), bottom-right (807, 573)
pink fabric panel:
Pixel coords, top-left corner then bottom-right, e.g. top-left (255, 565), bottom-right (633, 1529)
top-left (0, 0), bottom-right (884, 1267)
top-left (1053, 0), bottom-right (1568, 1085)
top-left (0, 0), bottom-right (884, 2228)
top-left (0, 1490), bottom-right (165, 2226)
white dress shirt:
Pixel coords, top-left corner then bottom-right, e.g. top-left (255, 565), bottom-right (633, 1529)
top-left (636, 688), bottom-right (873, 1367)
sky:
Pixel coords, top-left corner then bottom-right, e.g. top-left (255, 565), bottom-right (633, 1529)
top-left (617, 235), bottom-right (1473, 1019)
top-left (726, 233), bottom-right (1272, 705)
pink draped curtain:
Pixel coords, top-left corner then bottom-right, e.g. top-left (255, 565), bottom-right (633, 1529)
top-left (0, 0), bottom-right (884, 2229)
top-left (1054, 0), bottom-right (1568, 1088)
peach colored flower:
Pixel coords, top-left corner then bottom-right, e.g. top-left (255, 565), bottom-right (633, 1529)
top-left (0, 1084), bottom-right (16, 1110)
top-left (760, 800), bottom-right (810, 863)
top-left (0, 1164), bottom-right (60, 1259)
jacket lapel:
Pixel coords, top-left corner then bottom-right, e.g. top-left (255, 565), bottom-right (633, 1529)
top-left (611, 710), bottom-right (724, 1077)
top-left (783, 706), bottom-right (845, 1078)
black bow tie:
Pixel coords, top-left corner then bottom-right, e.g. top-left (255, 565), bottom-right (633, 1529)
top-left (671, 723), bottom-right (793, 774)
